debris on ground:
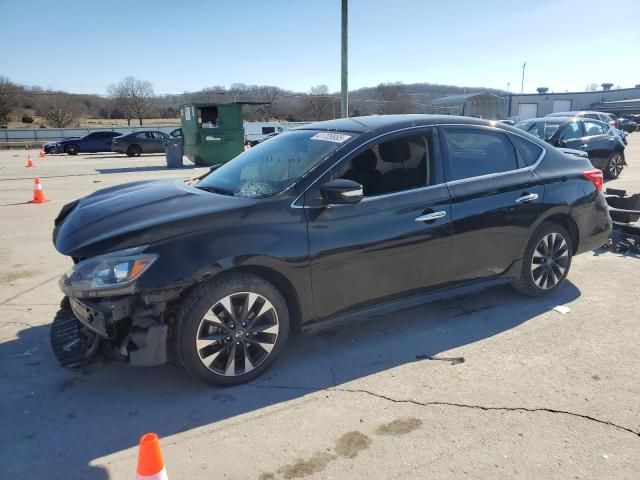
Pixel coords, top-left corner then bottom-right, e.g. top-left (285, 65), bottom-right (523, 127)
top-left (553, 305), bottom-right (571, 315)
top-left (415, 354), bottom-right (465, 365)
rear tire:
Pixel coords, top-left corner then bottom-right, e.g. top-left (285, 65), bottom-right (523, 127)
top-left (65, 144), bottom-right (78, 156)
top-left (176, 273), bottom-right (290, 386)
top-left (511, 222), bottom-right (573, 297)
top-left (126, 145), bottom-right (142, 157)
top-left (604, 151), bottom-right (624, 179)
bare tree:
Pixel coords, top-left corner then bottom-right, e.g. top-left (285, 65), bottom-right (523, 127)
top-left (376, 83), bottom-right (413, 114)
top-left (305, 85), bottom-right (332, 120)
top-left (108, 77), bottom-right (155, 126)
top-left (0, 76), bottom-right (16, 126)
top-left (38, 94), bottom-right (81, 127)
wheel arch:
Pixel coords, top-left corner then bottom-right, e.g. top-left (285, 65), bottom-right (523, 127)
top-left (541, 213), bottom-right (579, 254)
top-left (175, 264), bottom-right (304, 333)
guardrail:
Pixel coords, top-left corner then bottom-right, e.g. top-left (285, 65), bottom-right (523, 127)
top-left (0, 125), bottom-right (180, 147)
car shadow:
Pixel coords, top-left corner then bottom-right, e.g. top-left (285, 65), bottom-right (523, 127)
top-left (95, 165), bottom-right (200, 174)
top-left (0, 282), bottom-right (581, 479)
top-left (90, 154), bottom-right (167, 160)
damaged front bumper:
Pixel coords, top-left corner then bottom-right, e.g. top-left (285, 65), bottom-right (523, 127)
top-left (53, 292), bottom-right (170, 368)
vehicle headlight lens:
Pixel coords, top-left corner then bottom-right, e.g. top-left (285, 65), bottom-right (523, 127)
top-left (64, 247), bottom-right (158, 291)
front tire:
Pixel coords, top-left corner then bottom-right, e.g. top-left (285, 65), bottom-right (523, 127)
top-left (604, 151), bottom-right (624, 179)
top-left (176, 273), bottom-right (290, 386)
top-left (511, 222), bottom-right (573, 297)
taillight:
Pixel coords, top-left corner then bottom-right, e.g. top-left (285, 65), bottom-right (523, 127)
top-left (583, 169), bottom-right (603, 192)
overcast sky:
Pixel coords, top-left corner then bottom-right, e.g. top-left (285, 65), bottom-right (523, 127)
top-left (2, 0), bottom-right (639, 95)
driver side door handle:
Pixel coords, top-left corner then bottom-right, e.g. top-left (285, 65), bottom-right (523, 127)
top-left (515, 193), bottom-right (539, 204)
top-left (415, 211), bottom-right (447, 222)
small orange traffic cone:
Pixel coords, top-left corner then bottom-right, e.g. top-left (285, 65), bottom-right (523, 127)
top-left (136, 433), bottom-right (169, 480)
top-left (25, 156), bottom-right (36, 168)
top-left (39, 149), bottom-right (46, 159)
top-left (28, 177), bottom-right (50, 204)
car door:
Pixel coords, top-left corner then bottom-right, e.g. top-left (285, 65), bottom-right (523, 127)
top-left (99, 132), bottom-right (117, 151)
top-left (304, 128), bottom-right (452, 319)
top-left (441, 126), bottom-right (546, 283)
top-left (580, 121), bottom-right (612, 169)
top-left (553, 120), bottom-right (584, 151)
top-left (150, 132), bottom-right (169, 153)
top-left (81, 132), bottom-right (100, 152)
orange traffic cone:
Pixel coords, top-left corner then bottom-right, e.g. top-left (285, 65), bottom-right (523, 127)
top-left (39, 149), bottom-right (46, 159)
top-left (136, 433), bottom-right (169, 480)
top-left (28, 177), bottom-right (50, 204)
top-left (25, 156), bottom-right (36, 168)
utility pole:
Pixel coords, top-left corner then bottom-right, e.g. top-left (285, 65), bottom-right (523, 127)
top-left (341, 0), bottom-right (348, 118)
top-left (519, 61), bottom-right (526, 115)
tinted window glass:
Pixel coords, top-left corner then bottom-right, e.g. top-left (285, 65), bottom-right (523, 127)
top-left (560, 122), bottom-right (582, 140)
top-left (337, 133), bottom-right (432, 196)
top-left (134, 132), bottom-right (147, 139)
top-left (153, 132), bottom-right (169, 139)
top-left (583, 121), bottom-right (605, 136)
top-left (585, 113), bottom-right (599, 120)
top-left (510, 135), bottom-right (544, 166)
top-left (519, 121), bottom-right (561, 139)
top-left (444, 129), bottom-right (518, 180)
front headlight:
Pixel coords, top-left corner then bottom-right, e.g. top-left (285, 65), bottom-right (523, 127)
top-left (62, 247), bottom-right (158, 294)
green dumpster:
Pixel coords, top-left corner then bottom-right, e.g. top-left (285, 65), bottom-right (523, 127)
top-left (180, 102), bottom-right (244, 166)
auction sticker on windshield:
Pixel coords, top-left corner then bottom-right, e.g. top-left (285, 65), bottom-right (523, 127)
top-left (310, 132), bottom-right (352, 143)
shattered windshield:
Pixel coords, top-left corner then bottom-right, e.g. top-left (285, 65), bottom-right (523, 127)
top-left (196, 130), bottom-right (355, 198)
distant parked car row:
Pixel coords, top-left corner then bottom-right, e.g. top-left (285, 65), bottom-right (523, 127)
top-left (42, 128), bottom-right (182, 156)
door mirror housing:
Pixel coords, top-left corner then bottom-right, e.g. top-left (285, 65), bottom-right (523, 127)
top-left (320, 179), bottom-right (363, 205)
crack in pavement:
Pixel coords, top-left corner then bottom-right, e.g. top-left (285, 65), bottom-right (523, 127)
top-left (245, 383), bottom-right (640, 439)
top-left (337, 388), bottom-right (640, 439)
top-left (0, 274), bottom-right (61, 306)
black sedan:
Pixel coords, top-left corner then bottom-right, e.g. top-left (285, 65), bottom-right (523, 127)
top-left (55, 131), bottom-right (123, 155)
top-left (111, 130), bottom-right (172, 156)
top-left (515, 117), bottom-right (626, 179)
top-left (51, 115), bottom-right (611, 386)
top-left (618, 117), bottom-right (638, 133)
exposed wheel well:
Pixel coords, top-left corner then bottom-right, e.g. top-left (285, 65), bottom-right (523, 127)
top-left (543, 214), bottom-right (579, 254)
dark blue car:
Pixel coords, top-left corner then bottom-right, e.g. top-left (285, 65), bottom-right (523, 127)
top-left (54, 131), bottom-right (123, 155)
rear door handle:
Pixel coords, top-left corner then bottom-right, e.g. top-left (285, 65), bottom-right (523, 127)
top-left (515, 193), bottom-right (539, 204)
top-left (415, 211), bottom-right (447, 222)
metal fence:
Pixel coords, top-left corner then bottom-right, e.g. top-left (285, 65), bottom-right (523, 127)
top-left (0, 125), bottom-right (180, 144)
top-left (0, 121), bottom-right (310, 146)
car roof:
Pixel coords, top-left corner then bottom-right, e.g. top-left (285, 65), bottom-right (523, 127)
top-left (519, 117), bottom-right (575, 123)
top-left (295, 114), bottom-right (501, 134)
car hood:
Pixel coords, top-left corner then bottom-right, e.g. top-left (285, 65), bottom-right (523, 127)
top-left (53, 179), bottom-right (258, 258)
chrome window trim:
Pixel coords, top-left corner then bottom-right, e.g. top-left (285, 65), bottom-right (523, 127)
top-left (290, 123), bottom-right (547, 208)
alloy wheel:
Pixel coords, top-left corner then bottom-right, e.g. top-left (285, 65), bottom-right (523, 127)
top-left (608, 153), bottom-right (623, 178)
top-left (530, 232), bottom-right (569, 290)
top-left (195, 292), bottom-right (279, 376)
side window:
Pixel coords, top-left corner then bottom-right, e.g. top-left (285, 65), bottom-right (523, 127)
top-left (559, 122), bottom-right (582, 140)
top-left (152, 132), bottom-right (168, 139)
top-left (510, 135), bottom-right (544, 166)
top-left (585, 113), bottom-right (599, 120)
top-left (337, 133), bottom-right (433, 196)
top-left (134, 132), bottom-right (147, 139)
top-left (583, 121), bottom-right (605, 136)
top-left (443, 128), bottom-right (518, 181)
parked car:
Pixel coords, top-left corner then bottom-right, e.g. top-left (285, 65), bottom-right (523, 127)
top-left (169, 128), bottom-right (182, 140)
top-left (43, 137), bottom-right (80, 154)
top-left (617, 117), bottom-right (638, 133)
top-left (515, 116), bottom-right (626, 178)
top-left (55, 131), bottom-right (123, 155)
top-left (248, 131), bottom-right (279, 147)
top-left (546, 111), bottom-right (618, 128)
top-left (51, 115), bottom-right (611, 386)
top-left (112, 131), bottom-right (173, 156)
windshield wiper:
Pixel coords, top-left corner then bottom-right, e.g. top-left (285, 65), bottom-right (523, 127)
top-left (196, 185), bottom-right (235, 196)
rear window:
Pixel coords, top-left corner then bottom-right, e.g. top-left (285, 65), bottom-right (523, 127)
top-left (444, 128), bottom-right (518, 180)
top-left (517, 121), bottom-right (561, 139)
top-left (510, 135), bottom-right (544, 166)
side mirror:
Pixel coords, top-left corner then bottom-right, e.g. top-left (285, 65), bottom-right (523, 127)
top-left (320, 179), bottom-right (363, 205)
